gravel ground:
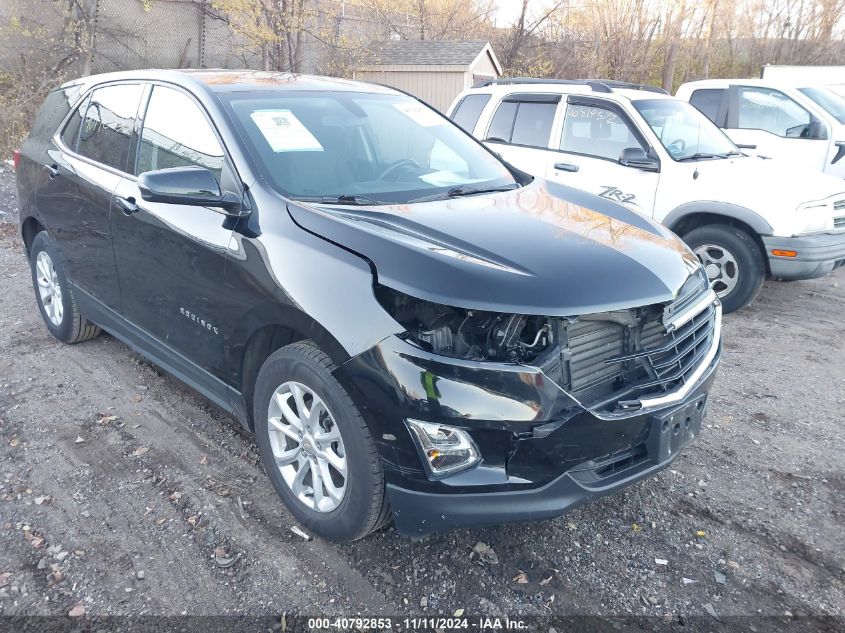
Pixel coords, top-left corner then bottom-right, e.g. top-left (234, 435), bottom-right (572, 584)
top-left (0, 164), bottom-right (843, 630)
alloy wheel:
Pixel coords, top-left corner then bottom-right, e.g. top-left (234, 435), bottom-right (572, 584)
top-left (266, 381), bottom-right (347, 513)
top-left (694, 243), bottom-right (738, 299)
top-left (35, 251), bottom-right (63, 326)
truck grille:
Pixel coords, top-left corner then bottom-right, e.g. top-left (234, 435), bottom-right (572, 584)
top-left (835, 200), bottom-right (845, 229)
top-left (547, 270), bottom-right (718, 412)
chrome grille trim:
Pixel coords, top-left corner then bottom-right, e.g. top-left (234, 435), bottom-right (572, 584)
top-left (556, 272), bottom-right (721, 414)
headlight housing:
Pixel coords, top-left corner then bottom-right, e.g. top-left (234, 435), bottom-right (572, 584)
top-left (795, 201), bottom-right (834, 235)
top-left (375, 285), bottom-right (554, 363)
top-left (406, 419), bottom-right (480, 476)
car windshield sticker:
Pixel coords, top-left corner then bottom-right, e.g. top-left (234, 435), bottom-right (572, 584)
top-left (393, 102), bottom-right (445, 127)
top-left (250, 110), bottom-right (323, 152)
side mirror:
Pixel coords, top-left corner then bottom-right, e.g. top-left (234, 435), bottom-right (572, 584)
top-left (138, 167), bottom-right (242, 213)
top-left (808, 118), bottom-right (829, 141)
top-left (619, 147), bottom-right (659, 172)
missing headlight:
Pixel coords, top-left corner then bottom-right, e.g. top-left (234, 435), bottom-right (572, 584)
top-left (375, 285), bottom-right (554, 362)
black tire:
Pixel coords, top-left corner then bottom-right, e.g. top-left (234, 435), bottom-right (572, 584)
top-left (253, 340), bottom-right (390, 542)
top-left (29, 231), bottom-right (101, 344)
top-left (683, 224), bottom-right (766, 314)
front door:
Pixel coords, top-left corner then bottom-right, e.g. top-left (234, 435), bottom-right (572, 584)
top-left (38, 83), bottom-right (145, 311)
top-left (111, 83), bottom-right (239, 382)
top-left (546, 98), bottom-right (660, 216)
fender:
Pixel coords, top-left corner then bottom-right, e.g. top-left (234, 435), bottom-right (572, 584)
top-left (663, 201), bottom-right (773, 236)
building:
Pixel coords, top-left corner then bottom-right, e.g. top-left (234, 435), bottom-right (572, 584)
top-left (354, 40), bottom-right (502, 112)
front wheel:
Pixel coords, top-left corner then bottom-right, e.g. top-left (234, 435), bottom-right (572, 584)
top-left (253, 341), bottom-right (390, 542)
top-left (683, 224), bottom-right (766, 313)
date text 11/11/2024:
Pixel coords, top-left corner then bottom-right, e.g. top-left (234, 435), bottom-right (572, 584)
top-left (306, 616), bottom-right (530, 630)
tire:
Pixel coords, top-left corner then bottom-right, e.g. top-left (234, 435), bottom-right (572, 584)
top-left (253, 340), bottom-right (390, 542)
top-left (683, 224), bottom-right (766, 314)
top-left (29, 231), bottom-right (101, 344)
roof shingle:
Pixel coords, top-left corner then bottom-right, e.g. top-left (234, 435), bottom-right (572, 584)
top-left (362, 40), bottom-right (492, 67)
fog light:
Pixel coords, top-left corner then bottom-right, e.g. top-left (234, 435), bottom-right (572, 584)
top-left (406, 419), bottom-right (480, 477)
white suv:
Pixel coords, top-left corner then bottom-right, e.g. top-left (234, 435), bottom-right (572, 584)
top-left (449, 79), bottom-right (845, 312)
top-left (676, 79), bottom-right (845, 179)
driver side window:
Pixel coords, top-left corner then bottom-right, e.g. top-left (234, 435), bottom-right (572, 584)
top-left (560, 103), bottom-right (643, 161)
top-left (735, 87), bottom-right (812, 138)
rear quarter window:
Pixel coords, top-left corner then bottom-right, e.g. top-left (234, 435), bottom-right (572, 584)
top-left (450, 94), bottom-right (491, 132)
top-left (28, 86), bottom-right (83, 143)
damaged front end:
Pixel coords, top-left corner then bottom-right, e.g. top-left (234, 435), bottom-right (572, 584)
top-left (336, 269), bottom-right (721, 535)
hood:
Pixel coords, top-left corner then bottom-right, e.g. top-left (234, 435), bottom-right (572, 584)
top-left (287, 180), bottom-right (701, 316)
top-left (690, 156), bottom-right (845, 209)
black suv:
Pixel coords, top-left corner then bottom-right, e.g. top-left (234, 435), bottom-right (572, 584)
top-left (15, 70), bottom-right (721, 542)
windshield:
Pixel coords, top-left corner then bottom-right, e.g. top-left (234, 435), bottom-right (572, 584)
top-left (222, 91), bottom-right (519, 204)
top-left (799, 87), bottom-right (845, 124)
top-left (633, 99), bottom-right (738, 160)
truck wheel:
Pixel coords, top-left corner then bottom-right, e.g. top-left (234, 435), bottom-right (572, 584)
top-left (683, 225), bottom-right (765, 313)
top-left (29, 231), bottom-right (101, 344)
top-left (253, 341), bottom-right (391, 542)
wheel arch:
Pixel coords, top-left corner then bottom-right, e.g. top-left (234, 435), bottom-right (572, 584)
top-left (664, 203), bottom-right (771, 274)
top-left (20, 216), bottom-right (46, 257)
top-left (232, 306), bottom-right (352, 431)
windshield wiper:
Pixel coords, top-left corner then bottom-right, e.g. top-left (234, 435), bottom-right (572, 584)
top-left (300, 194), bottom-right (388, 206)
top-left (408, 184), bottom-right (520, 204)
top-left (718, 150), bottom-right (745, 157)
top-left (676, 152), bottom-right (721, 162)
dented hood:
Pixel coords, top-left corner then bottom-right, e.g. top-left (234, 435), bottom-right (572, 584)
top-left (287, 180), bottom-right (702, 316)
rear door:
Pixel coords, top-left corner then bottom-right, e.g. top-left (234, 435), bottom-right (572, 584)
top-left (479, 93), bottom-right (559, 174)
top-left (39, 82), bottom-right (145, 311)
top-left (724, 85), bottom-right (829, 171)
top-left (110, 83), bottom-right (239, 383)
top-left (545, 97), bottom-right (660, 216)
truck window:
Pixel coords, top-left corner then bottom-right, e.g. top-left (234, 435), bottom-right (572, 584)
top-left (486, 97), bottom-right (555, 148)
top-left (735, 87), bottom-right (812, 138)
top-left (689, 89), bottom-right (725, 124)
top-left (560, 103), bottom-right (643, 161)
top-left (511, 102), bottom-right (556, 147)
top-left (450, 94), bottom-right (491, 132)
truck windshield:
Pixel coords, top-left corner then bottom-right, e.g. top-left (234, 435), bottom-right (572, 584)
top-left (799, 87), bottom-right (845, 124)
top-left (222, 91), bottom-right (520, 204)
top-left (633, 99), bottom-right (739, 161)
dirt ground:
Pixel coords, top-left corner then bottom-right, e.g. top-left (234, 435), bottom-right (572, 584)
top-left (0, 164), bottom-right (843, 630)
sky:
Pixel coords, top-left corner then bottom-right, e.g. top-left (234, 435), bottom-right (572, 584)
top-left (493, 0), bottom-right (529, 28)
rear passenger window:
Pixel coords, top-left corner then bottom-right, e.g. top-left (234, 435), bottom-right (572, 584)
top-left (689, 89), bottom-right (725, 124)
top-left (560, 103), bottom-right (643, 161)
top-left (136, 85), bottom-right (225, 179)
top-left (511, 102), bottom-right (555, 147)
top-left (450, 94), bottom-right (490, 132)
top-left (77, 84), bottom-right (144, 171)
top-left (486, 97), bottom-right (556, 148)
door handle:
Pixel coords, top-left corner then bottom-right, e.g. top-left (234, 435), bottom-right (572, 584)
top-left (553, 162), bottom-right (579, 172)
top-left (115, 196), bottom-right (139, 215)
top-left (45, 164), bottom-right (59, 179)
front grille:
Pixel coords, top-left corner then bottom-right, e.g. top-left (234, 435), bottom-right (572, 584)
top-left (834, 199), bottom-right (845, 212)
top-left (835, 216), bottom-right (845, 229)
top-left (546, 270), bottom-right (718, 412)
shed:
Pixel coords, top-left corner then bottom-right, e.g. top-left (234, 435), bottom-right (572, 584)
top-left (354, 40), bottom-right (502, 112)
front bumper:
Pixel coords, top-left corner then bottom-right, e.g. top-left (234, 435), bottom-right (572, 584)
top-left (335, 329), bottom-right (721, 536)
top-left (764, 232), bottom-right (845, 280)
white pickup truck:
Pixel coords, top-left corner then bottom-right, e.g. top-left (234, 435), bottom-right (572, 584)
top-left (676, 78), bottom-right (845, 179)
top-left (448, 79), bottom-right (845, 312)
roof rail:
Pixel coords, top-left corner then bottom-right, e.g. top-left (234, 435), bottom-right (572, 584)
top-left (477, 77), bottom-right (669, 95)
